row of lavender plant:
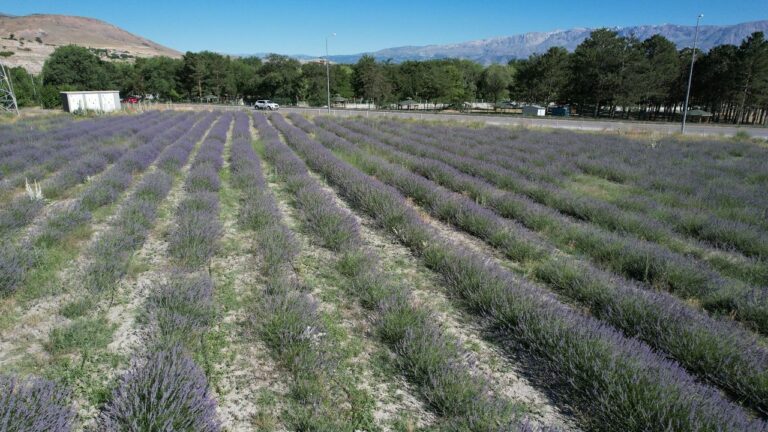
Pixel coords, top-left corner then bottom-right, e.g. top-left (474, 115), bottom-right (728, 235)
top-left (448, 124), bottom-right (768, 257)
top-left (0, 113), bottom-right (189, 295)
top-left (0, 115), bottom-right (71, 149)
top-left (0, 374), bottom-right (75, 431)
top-left (274, 113), bottom-right (766, 431)
top-left (0, 112), bottom-right (211, 431)
top-left (401, 120), bottom-right (768, 235)
top-left (258, 113), bottom-right (544, 430)
top-left (238, 113), bottom-right (379, 429)
top-left (0, 114), bottom-right (117, 153)
top-left (41, 112), bottom-right (173, 203)
top-left (83, 113), bottom-right (215, 294)
top-left (97, 112), bottom-right (225, 431)
top-left (0, 113), bottom-right (170, 239)
top-left (167, 114), bottom-right (231, 268)
top-left (335, 117), bottom-right (768, 317)
top-left (0, 112), bottom-right (167, 185)
top-left (401, 120), bottom-right (768, 251)
top-left (397, 120), bottom-right (768, 259)
top-left (303, 115), bottom-right (768, 416)
top-left (351, 118), bottom-right (767, 286)
top-left (0, 114), bottom-right (108, 170)
top-left (325, 117), bottom-right (768, 332)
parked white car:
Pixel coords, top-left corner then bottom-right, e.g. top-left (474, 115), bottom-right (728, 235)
top-left (254, 100), bottom-right (279, 110)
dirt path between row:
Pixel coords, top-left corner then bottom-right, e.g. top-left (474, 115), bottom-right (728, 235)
top-left (209, 119), bottom-right (290, 431)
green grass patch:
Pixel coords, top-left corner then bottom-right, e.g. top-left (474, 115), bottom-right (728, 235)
top-left (45, 351), bottom-right (125, 406)
top-left (252, 138), bottom-right (266, 156)
top-left (60, 297), bottom-right (96, 319)
top-left (126, 255), bottom-right (151, 278)
top-left (18, 225), bottom-right (92, 302)
top-left (46, 316), bottom-right (115, 355)
top-left (566, 174), bottom-right (632, 202)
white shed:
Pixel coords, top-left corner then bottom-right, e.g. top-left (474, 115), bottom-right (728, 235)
top-left (522, 105), bottom-right (546, 117)
top-left (60, 91), bottom-right (121, 113)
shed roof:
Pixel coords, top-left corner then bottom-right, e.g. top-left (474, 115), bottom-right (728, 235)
top-left (60, 90), bottom-right (120, 94)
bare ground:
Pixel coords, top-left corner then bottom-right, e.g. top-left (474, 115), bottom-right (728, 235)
top-left (209, 122), bottom-right (290, 431)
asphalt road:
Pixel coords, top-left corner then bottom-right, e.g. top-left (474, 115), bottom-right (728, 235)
top-left (161, 104), bottom-right (768, 139)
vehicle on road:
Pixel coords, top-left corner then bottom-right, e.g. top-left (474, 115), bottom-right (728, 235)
top-left (254, 100), bottom-right (280, 110)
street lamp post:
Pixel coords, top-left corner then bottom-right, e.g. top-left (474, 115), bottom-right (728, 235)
top-left (681, 14), bottom-right (703, 134)
top-left (326, 33), bottom-right (336, 114)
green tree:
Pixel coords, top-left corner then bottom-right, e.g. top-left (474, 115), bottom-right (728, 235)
top-left (479, 64), bottom-right (512, 103)
top-left (734, 32), bottom-right (768, 124)
top-left (392, 61), bottom-right (430, 101)
top-left (514, 47), bottom-right (570, 104)
top-left (614, 35), bottom-right (648, 117)
top-left (352, 55), bottom-right (391, 105)
top-left (42, 45), bottom-right (109, 89)
top-left (637, 35), bottom-right (680, 118)
top-left (180, 52), bottom-right (206, 99)
top-left (570, 29), bottom-right (626, 116)
top-left (230, 57), bottom-right (262, 100)
top-left (302, 63), bottom-right (355, 106)
top-left (300, 62), bottom-right (328, 106)
top-left (257, 54), bottom-right (304, 104)
top-left (691, 44), bottom-right (738, 120)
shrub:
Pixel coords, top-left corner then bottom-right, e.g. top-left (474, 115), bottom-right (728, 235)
top-left (34, 202), bottom-right (90, 248)
top-left (258, 224), bottom-right (299, 277)
top-left (0, 243), bottom-right (37, 295)
top-left (0, 197), bottom-right (44, 235)
top-left (0, 375), bottom-right (75, 432)
top-left (98, 347), bottom-right (220, 431)
top-left (168, 209), bottom-right (221, 269)
top-left (146, 273), bottom-right (215, 350)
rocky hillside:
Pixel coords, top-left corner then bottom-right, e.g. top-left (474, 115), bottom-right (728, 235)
top-left (0, 14), bottom-right (181, 73)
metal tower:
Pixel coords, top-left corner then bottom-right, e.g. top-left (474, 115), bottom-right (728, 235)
top-left (0, 62), bottom-right (19, 116)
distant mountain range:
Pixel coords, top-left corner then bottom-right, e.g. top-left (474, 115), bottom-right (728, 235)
top-left (1, 13), bottom-right (766, 73)
top-left (311, 20), bottom-right (768, 65)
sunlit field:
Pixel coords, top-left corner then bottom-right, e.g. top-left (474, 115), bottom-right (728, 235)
top-left (1, 111), bottom-right (767, 431)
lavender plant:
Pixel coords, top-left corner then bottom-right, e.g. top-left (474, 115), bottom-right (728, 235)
top-left (0, 374), bottom-right (75, 432)
top-left (257, 114), bottom-right (537, 430)
top-left (237, 113), bottom-right (381, 430)
top-left (274, 113), bottom-right (767, 431)
top-left (318, 117), bottom-right (768, 335)
top-left (145, 272), bottom-right (215, 351)
top-left (98, 346), bottom-right (220, 432)
top-left (168, 114), bottom-right (231, 268)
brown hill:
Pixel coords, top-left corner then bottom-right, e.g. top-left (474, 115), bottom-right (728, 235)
top-left (0, 14), bottom-right (181, 74)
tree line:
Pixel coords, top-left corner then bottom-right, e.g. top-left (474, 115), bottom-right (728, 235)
top-left (7, 28), bottom-right (768, 124)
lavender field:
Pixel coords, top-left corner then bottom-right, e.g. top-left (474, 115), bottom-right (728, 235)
top-left (0, 111), bottom-right (767, 432)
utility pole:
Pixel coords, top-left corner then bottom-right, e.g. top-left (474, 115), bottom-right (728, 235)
top-left (681, 14), bottom-right (703, 134)
top-left (0, 62), bottom-right (20, 116)
top-left (326, 33), bottom-right (336, 114)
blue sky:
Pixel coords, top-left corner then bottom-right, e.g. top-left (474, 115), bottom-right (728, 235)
top-left (4, 0), bottom-right (768, 55)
